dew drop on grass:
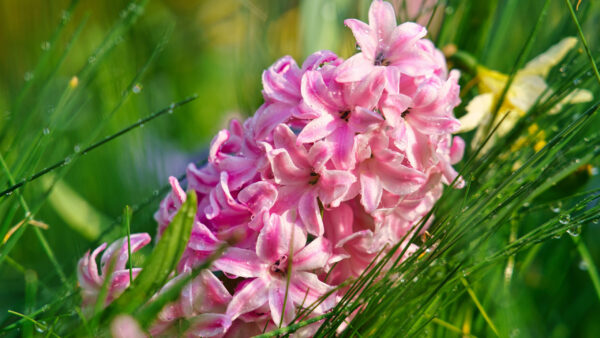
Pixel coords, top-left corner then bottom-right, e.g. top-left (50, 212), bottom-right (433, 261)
top-left (445, 6), bottom-right (454, 15)
top-left (550, 201), bottom-right (562, 213)
top-left (64, 157), bottom-right (72, 164)
top-left (153, 190), bottom-right (159, 196)
top-left (88, 56), bottom-right (96, 64)
top-left (40, 41), bottom-right (51, 50)
top-left (592, 218), bottom-right (600, 224)
top-left (132, 83), bottom-right (142, 94)
top-left (74, 144), bottom-right (81, 153)
top-left (566, 224), bottom-right (581, 237)
top-left (558, 214), bottom-right (571, 225)
top-left (168, 102), bottom-right (175, 114)
top-left (43, 128), bottom-right (50, 135)
top-left (573, 78), bottom-right (582, 85)
top-left (579, 260), bottom-right (589, 271)
top-left (61, 10), bottom-right (70, 23)
top-left (24, 72), bottom-right (34, 81)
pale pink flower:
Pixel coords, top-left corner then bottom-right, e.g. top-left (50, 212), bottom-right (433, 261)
top-left (354, 131), bottom-right (427, 213)
top-left (266, 124), bottom-right (356, 236)
top-left (154, 176), bottom-right (186, 237)
top-left (298, 67), bottom-right (385, 169)
top-left (111, 315), bottom-right (147, 338)
top-left (77, 233), bottom-right (151, 309)
top-left (214, 213), bottom-right (336, 326)
top-left (336, 0), bottom-right (437, 87)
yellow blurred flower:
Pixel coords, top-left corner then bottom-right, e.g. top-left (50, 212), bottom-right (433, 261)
top-left (458, 37), bottom-right (593, 148)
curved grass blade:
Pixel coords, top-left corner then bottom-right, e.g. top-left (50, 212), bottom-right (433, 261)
top-left (0, 95), bottom-right (197, 199)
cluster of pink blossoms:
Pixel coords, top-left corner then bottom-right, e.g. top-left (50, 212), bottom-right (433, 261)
top-left (78, 1), bottom-right (464, 336)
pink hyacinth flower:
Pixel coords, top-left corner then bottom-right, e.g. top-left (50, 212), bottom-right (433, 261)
top-left (266, 124), bottom-right (356, 236)
top-left (336, 0), bottom-right (436, 87)
top-left (298, 66), bottom-right (385, 169)
top-left (354, 131), bottom-right (427, 213)
top-left (77, 233), bottom-right (151, 309)
top-left (214, 213), bottom-right (336, 327)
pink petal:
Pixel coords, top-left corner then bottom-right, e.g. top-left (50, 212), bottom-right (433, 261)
top-left (226, 278), bottom-right (269, 321)
top-left (257, 213), bottom-right (307, 262)
top-left (302, 50), bottom-right (342, 71)
top-left (343, 69), bottom-right (385, 108)
top-left (323, 204), bottom-right (354, 243)
top-left (450, 136), bottom-right (465, 164)
top-left (296, 113), bottom-right (339, 144)
top-left (360, 169), bottom-right (383, 213)
top-left (348, 107), bottom-right (384, 133)
top-left (253, 103), bottom-right (294, 141)
top-left (101, 233), bottom-right (151, 274)
top-left (181, 271), bottom-right (231, 316)
top-left (268, 279), bottom-right (296, 327)
top-left (407, 113), bottom-right (461, 135)
top-left (187, 313), bottom-right (232, 337)
top-left (168, 176), bottom-right (186, 207)
top-left (329, 126), bottom-right (355, 170)
top-left (298, 190), bottom-right (324, 236)
top-left (267, 148), bottom-right (310, 184)
top-left (307, 141), bottom-right (333, 172)
top-left (188, 221), bottom-right (220, 252)
top-left (186, 163), bottom-right (219, 194)
top-left (213, 248), bottom-right (262, 278)
top-left (293, 237), bottom-right (332, 271)
top-left (238, 181), bottom-right (278, 212)
top-left (78, 243), bottom-right (106, 290)
top-left (273, 124), bottom-right (310, 168)
top-left (111, 315), bottom-right (147, 338)
top-left (209, 130), bottom-right (230, 164)
top-left (381, 93), bottom-right (412, 128)
top-left (387, 22), bottom-right (427, 58)
top-left (262, 56), bottom-right (302, 104)
top-left (301, 70), bottom-right (339, 114)
top-left (289, 271), bottom-right (335, 312)
top-left (374, 161), bottom-right (426, 196)
top-left (368, 0), bottom-right (398, 43)
top-left (317, 169), bottom-right (356, 207)
top-left (335, 53), bottom-right (375, 83)
top-left (344, 19), bottom-right (376, 60)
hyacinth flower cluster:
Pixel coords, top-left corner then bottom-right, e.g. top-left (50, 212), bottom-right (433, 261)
top-left (77, 1), bottom-right (465, 336)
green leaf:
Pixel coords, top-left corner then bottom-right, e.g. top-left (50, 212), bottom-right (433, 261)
top-left (101, 190), bottom-right (197, 321)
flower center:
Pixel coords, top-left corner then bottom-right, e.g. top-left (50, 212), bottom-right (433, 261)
top-left (270, 255), bottom-right (288, 275)
top-left (401, 109), bottom-right (410, 119)
top-left (374, 52), bottom-right (391, 66)
top-left (339, 110), bottom-right (351, 122)
top-left (309, 171), bottom-right (320, 185)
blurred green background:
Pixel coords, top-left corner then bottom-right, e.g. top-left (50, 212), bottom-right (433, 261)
top-left (0, 0), bottom-right (599, 336)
